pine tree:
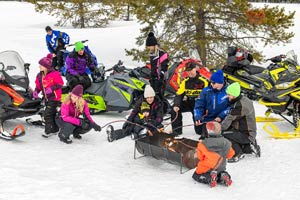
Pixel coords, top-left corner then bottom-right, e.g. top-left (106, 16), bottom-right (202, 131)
top-left (126, 0), bottom-right (295, 68)
top-left (28, 0), bottom-right (123, 28)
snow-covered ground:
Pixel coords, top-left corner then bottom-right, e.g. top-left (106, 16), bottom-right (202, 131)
top-left (0, 2), bottom-right (300, 200)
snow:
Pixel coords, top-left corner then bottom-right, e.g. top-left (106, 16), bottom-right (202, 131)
top-left (0, 1), bottom-right (300, 200)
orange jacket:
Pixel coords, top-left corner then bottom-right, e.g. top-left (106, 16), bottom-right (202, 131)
top-left (195, 141), bottom-right (235, 174)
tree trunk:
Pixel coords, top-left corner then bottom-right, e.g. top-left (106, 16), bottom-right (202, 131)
top-left (79, 2), bottom-right (85, 28)
top-left (195, 7), bottom-right (207, 66)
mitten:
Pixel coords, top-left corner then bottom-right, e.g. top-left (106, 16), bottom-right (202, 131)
top-left (91, 123), bottom-right (101, 132)
top-left (33, 91), bottom-right (39, 99)
top-left (45, 87), bottom-right (52, 94)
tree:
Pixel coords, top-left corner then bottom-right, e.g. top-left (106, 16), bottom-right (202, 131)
top-left (126, 0), bottom-right (295, 68)
top-left (28, 0), bottom-right (124, 28)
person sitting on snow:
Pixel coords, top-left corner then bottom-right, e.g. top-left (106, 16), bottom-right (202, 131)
top-left (56, 84), bottom-right (101, 144)
top-left (65, 41), bottom-right (96, 90)
top-left (194, 70), bottom-right (230, 139)
top-left (221, 82), bottom-right (260, 162)
top-left (33, 54), bottom-right (64, 138)
top-left (192, 121), bottom-right (235, 188)
top-left (107, 85), bottom-right (163, 142)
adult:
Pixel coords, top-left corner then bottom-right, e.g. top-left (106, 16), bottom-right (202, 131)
top-left (221, 82), bottom-right (260, 162)
top-left (145, 32), bottom-right (169, 99)
top-left (65, 41), bottom-right (96, 90)
top-left (194, 70), bottom-right (230, 138)
top-left (171, 62), bottom-right (208, 136)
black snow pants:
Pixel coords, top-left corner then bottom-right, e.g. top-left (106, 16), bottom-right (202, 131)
top-left (44, 101), bottom-right (61, 134)
top-left (56, 117), bottom-right (92, 139)
top-left (66, 72), bottom-right (91, 91)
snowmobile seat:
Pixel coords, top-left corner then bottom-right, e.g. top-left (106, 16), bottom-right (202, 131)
top-left (243, 65), bottom-right (266, 75)
top-left (134, 133), bottom-right (198, 173)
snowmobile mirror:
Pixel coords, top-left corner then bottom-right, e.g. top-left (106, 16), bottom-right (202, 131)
top-left (24, 63), bottom-right (30, 72)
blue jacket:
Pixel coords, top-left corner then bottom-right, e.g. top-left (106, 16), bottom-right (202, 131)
top-left (46, 30), bottom-right (70, 53)
top-left (194, 85), bottom-right (230, 122)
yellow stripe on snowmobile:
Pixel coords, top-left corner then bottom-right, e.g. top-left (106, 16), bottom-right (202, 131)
top-left (258, 99), bottom-right (287, 106)
top-left (255, 116), bottom-right (283, 122)
top-left (290, 90), bottom-right (300, 100)
top-left (223, 74), bottom-right (253, 90)
top-left (278, 87), bottom-right (300, 98)
top-left (111, 85), bottom-right (131, 102)
top-left (263, 122), bottom-right (300, 139)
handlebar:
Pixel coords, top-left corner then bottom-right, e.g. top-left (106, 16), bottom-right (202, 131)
top-left (65, 40), bottom-right (89, 48)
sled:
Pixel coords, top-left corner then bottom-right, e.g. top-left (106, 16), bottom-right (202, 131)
top-left (134, 133), bottom-right (199, 174)
top-left (263, 122), bottom-right (300, 139)
top-left (255, 116), bottom-right (283, 122)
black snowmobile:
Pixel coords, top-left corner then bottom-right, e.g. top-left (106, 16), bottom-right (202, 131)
top-left (0, 51), bottom-right (42, 140)
top-left (223, 47), bottom-right (300, 128)
top-left (62, 60), bottom-right (149, 114)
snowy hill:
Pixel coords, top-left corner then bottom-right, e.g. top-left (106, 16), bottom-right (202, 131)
top-left (0, 2), bottom-right (300, 200)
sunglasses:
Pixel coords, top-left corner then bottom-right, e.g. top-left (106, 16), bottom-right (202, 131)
top-left (211, 81), bottom-right (216, 85)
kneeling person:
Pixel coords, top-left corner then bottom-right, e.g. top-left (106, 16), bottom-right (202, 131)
top-left (56, 84), bottom-right (101, 144)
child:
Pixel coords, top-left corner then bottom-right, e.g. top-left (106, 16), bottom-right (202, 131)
top-left (192, 121), bottom-right (235, 187)
top-left (33, 54), bottom-right (64, 138)
top-left (107, 85), bottom-right (163, 142)
top-left (56, 84), bottom-right (101, 144)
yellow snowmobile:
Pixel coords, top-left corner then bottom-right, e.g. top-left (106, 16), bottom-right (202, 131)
top-left (223, 47), bottom-right (300, 132)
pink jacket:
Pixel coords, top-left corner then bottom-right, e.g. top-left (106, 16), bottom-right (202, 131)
top-left (60, 100), bottom-right (94, 126)
top-left (35, 70), bottom-right (64, 102)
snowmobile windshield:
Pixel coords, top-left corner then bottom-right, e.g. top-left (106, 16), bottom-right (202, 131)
top-left (285, 50), bottom-right (299, 73)
top-left (0, 50), bottom-right (29, 90)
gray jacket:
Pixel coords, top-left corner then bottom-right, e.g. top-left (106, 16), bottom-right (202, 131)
top-left (221, 95), bottom-right (257, 143)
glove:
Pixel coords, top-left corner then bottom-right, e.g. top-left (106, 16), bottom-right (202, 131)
top-left (33, 91), bottom-right (39, 99)
top-left (80, 119), bottom-right (90, 130)
top-left (91, 123), bottom-right (101, 132)
top-left (45, 87), bottom-right (52, 94)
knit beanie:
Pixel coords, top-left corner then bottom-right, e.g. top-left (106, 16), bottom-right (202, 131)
top-left (144, 85), bottom-right (155, 98)
top-left (141, 101), bottom-right (151, 113)
top-left (210, 70), bottom-right (224, 84)
top-left (71, 84), bottom-right (84, 97)
top-left (226, 82), bottom-right (241, 97)
top-left (75, 41), bottom-right (85, 52)
top-left (206, 121), bottom-right (222, 136)
top-left (146, 32), bottom-right (158, 47)
top-left (38, 54), bottom-right (53, 70)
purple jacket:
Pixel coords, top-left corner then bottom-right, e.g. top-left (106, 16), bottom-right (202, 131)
top-left (66, 51), bottom-right (95, 75)
top-left (60, 100), bottom-right (94, 126)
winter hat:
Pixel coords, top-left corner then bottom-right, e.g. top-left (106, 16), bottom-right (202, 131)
top-left (75, 41), bottom-right (85, 52)
top-left (141, 101), bottom-right (151, 113)
top-left (226, 82), bottom-right (241, 97)
top-left (45, 26), bottom-right (52, 32)
top-left (185, 62), bottom-right (197, 71)
top-left (38, 54), bottom-right (53, 70)
top-left (144, 85), bottom-right (155, 98)
top-left (146, 32), bottom-right (158, 47)
top-left (206, 121), bottom-right (222, 136)
top-left (210, 70), bottom-right (224, 84)
top-left (71, 84), bottom-right (84, 97)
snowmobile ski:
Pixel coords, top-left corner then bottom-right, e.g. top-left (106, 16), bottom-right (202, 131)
top-left (263, 122), bottom-right (300, 139)
top-left (0, 124), bottom-right (25, 140)
top-left (255, 116), bottom-right (283, 122)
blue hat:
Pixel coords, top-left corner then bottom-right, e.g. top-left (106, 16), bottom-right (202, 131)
top-left (210, 70), bottom-right (224, 84)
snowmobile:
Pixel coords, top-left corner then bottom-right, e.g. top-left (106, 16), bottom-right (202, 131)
top-left (0, 51), bottom-right (42, 140)
top-left (223, 47), bottom-right (300, 128)
top-left (62, 60), bottom-right (149, 114)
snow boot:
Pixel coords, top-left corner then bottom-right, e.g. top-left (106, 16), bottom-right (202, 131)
top-left (58, 132), bottom-right (72, 144)
top-left (106, 125), bottom-right (127, 142)
top-left (219, 171), bottom-right (232, 186)
top-left (209, 171), bottom-right (218, 188)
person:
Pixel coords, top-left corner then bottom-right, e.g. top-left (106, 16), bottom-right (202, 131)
top-left (194, 70), bottom-right (230, 138)
top-left (145, 32), bottom-right (169, 99)
top-left (65, 41), bottom-right (96, 90)
top-left (56, 84), bottom-right (102, 144)
top-left (45, 26), bottom-right (70, 53)
top-left (33, 54), bottom-right (64, 138)
top-left (192, 121), bottom-right (235, 187)
top-left (107, 85), bottom-right (163, 142)
top-left (221, 82), bottom-right (260, 162)
top-left (171, 62), bottom-right (208, 136)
